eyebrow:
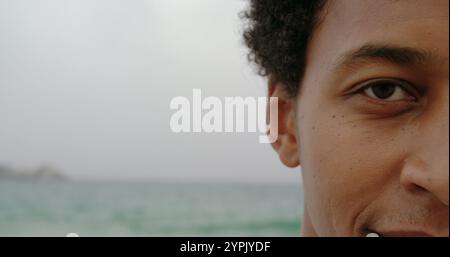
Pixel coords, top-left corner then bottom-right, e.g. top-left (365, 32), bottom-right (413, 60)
top-left (337, 44), bottom-right (433, 69)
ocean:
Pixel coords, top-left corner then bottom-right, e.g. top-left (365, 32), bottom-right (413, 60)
top-left (0, 180), bottom-right (303, 236)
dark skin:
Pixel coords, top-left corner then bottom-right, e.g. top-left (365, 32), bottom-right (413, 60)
top-left (270, 0), bottom-right (449, 236)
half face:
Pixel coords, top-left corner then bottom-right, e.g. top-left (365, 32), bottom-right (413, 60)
top-left (295, 0), bottom-right (449, 236)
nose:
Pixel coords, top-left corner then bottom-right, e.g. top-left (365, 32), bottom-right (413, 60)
top-left (400, 155), bottom-right (449, 206)
top-left (400, 93), bottom-right (449, 206)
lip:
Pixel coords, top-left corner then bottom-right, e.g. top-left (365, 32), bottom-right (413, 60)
top-left (370, 230), bottom-right (432, 237)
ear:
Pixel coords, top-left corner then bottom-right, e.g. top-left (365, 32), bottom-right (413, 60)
top-left (268, 80), bottom-right (300, 168)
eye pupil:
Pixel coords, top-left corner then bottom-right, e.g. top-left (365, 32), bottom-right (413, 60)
top-left (372, 83), bottom-right (396, 99)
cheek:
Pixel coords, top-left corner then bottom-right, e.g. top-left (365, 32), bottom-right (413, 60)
top-left (298, 111), bottom-right (409, 235)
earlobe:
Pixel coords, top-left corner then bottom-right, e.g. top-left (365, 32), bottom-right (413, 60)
top-left (268, 81), bottom-right (300, 168)
top-left (277, 133), bottom-right (300, 167)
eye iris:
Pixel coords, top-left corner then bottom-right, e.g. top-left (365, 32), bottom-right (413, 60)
top-left (371, 83), bottom-right (396, 99)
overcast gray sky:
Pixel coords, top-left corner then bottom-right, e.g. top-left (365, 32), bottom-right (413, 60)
top-left (0, 0), bottom-right (301, 184)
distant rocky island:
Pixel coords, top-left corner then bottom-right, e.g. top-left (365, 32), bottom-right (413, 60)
top-left (0, 164), bottom-right (67, 181)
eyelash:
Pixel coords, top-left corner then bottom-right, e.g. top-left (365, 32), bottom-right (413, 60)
top-left (353, 78), bottom-right (419, 103)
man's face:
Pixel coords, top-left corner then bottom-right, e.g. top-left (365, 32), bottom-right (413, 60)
top-left (296, 0), bottom-right (449, 236)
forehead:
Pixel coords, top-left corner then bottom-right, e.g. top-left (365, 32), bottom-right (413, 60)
top-left (307, 0), bottom-right (449, 67)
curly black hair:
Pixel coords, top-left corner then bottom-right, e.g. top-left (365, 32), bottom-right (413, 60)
top-left (242, 0), bottom-right (327, 96)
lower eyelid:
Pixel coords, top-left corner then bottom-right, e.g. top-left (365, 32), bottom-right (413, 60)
top-left (351, 94), bottom-right (419, 116)
top-left (361, 91), bottom-right (416, 102)
top-left (360, 92), bottom-right (415, 104)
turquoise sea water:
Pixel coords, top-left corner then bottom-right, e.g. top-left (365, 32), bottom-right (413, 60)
top-left (0, 180), bottom-right (303, 236)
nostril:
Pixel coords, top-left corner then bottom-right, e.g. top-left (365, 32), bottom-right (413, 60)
top-left (401, 172), bottom-right (427, 193)
top-left (410, 183), bottom-right (427, 193)
top-left (401, 157), bottom-right (449, 206)
top-left (400, 162), bottom-right (429, 193)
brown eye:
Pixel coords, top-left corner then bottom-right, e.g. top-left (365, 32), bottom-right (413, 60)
top-left (361, 79), bottom-right (416, 102)
top-left (370, 82), bottom-right (396, 99)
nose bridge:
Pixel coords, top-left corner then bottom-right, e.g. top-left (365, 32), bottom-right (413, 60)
top-left (423, 122), bottom-right (449, 205)
top-left (401, 92), bottom-right (449, 205)
top-left (424, 99), bottom-right (449, 175)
